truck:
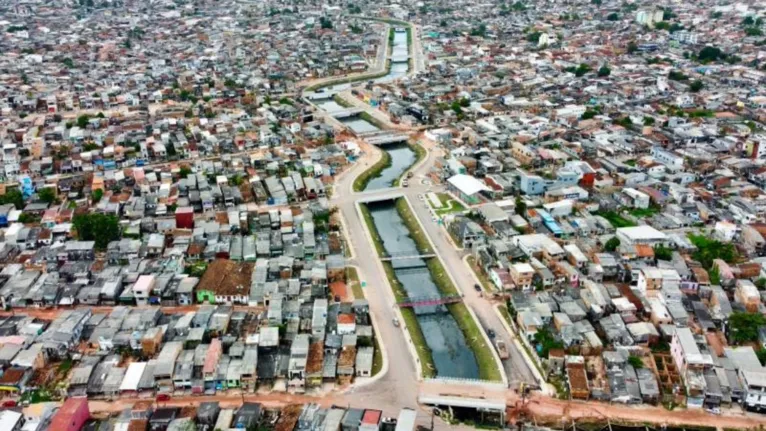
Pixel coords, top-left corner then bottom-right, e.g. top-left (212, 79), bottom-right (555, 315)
top-left (496, 340), bottom-right (510, 359)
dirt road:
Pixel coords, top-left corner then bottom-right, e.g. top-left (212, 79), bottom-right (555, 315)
top-left (515, 393), bottom-right (766, 429)
top-left (0, 304), bottom-right (264, 320)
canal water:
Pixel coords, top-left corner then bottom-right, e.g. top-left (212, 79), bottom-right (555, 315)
top-left (365, 143), bottom-right (416, 190)
top-left (313, 27), bottom-right (415, 190)
top-left (368, 200), bottom-right (479, 379)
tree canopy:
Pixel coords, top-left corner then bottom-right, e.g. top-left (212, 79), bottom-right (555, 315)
top-left (688, 233), bottom-right (737, 269)
top-left (605, 237), bottom-right (620, 252)
top-left (38, 188), bottom-right (57, 204)
top-left (0, 189), bottom-right (24, 210)
top-left (653, 245), bottom-right (673, 261)
top-left (728, 312), bottom-right (766, 345)
top-left (533, 327), bottom-right (563, 358)
top-left (73, 213), bottom-right (121, 250)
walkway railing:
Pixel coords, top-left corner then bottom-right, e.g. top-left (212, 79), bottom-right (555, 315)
top-left (397, 294), bottom-right (462, 308)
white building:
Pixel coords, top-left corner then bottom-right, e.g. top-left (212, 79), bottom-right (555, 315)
top-left (622, 188), bottom-right (650, 209)
top-left (616, 226), bottom-right (668, 246)
top-left (650, 147), bottom-right (684, 171)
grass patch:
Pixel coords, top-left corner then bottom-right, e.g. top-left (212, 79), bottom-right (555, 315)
top-left (594, 210), bottom-right (636, 228)
top-left (58, 358), bottom-right (73, 374)
top-left (393, 142), bottom-right (426, 187)
top-left (305, 60), bottom-right (392, 93)
top-left (372, 335), bottom-right (384, 376)
top-left (467, 256), bottom-right (494, 292)
top-left (346, 267), bottom-right (363, 299)
top-left (429, 192), bottom-right (467, 217)
top-left (394, 198), bottom-right (434, 254)
top-left (353, 150), bottom-right (392, 192)
top-left (629, 206), bottom-right (660, 218)
top-left (20, 388), bottom-right (53, 404)
top-left (332, 94), bottom-right (353, 108)
top-left (395, 197), bottom-right (501, 381)
top-left (359, 203), bottom-right (435, 378)
top-left (358, 111), bottom-right (386, 129)
top-left (448, 302), bottom-right (502, 382)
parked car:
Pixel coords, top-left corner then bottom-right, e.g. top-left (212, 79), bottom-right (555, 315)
top-left (474, 284), bottom-right (482, 292)
top-left (487, 329), bottom-right (496, 339)
top-left (496, 340), bottom-right (510, 359)
top-left (392, 317), bottom-right (400, 327)
top-left (156, 394), bottom-right (171, 402)
top-left (2, 400), bottom-right (17, 407)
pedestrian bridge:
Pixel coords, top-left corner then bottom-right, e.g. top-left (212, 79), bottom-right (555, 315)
top-left (330, 108), bottom-right (365, 118)
top-left (397, 294), bottom-right (462, 308)
top-left (381, 251), bottom-right (436, 261)
top-left (364, 133), bottom-right (409, 145)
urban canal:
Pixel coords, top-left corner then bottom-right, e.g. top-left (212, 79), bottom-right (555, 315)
top-left (312, 27), bottom-right (416, 190)
top-left (367, 200), bottom-right (480, 379)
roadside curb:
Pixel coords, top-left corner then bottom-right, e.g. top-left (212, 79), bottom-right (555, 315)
top-left (401, 195), bottom-right (508, 385)
top-left (353, 201), bottom-right (424, 382)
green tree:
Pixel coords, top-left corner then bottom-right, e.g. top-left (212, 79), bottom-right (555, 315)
top-left (72, 213), bottom-right (121, 249)
top-left (514, 196), bottom-right (527, 215)
top-left (688, 234), bottom-right (737, 269)
top-left (689, 80), bottom-right (704, 92)
top-left (470, 24), bottom-right (488, 38)
top-left (91, 189), bottom-right (103, 204)
top-left (643, 116), bottom-right (655, 126)
top-left (615, 116), bottom-right (633, 128)
top-left (653, 245), bottom-right (673, 261)
top-left (597, 65), bottom-right (611, 77)
top-left (533, 327), bottom-right (563, 358)
top-left (76, 114), bottom-right (90, 128)
top-left (566, 63), bottom-right (591, 77)
top-left (0, 189), bottom-right (25, 209)
top-left (18, 213), bottom-right (38, 224)
top-left (728, 312), bottom-right (766, 344)
top-left (179, 166), bottom-right (192, 179)
top-left (755, 278), bottom-right (766, 290)
top-left (708, 264), bottom-right (721, 285)
top-left (165, 143), bottom-right (177, 158)
top-left (668, 70), bottom-right (689, 81)
top-left (581, 109), bottom-right (598, 120)
top-left (742, 16), bottom-right (755, 26)
top-left (604, 237), bottom-right (620, 252)
top-left (627, 41), bottom-right (638, 53)
top-left (38, 188), bottom-right (56, 204)
top-left (669, 23), bottom-right (684, 33)
top-left (526, 31), bottom-right (542, 43)
top-left (698, 46), bottom-right (723, 63)
top-left (607, 12), bottom-right (620, 21)
top-left (628, 355), bottom-right (644, 369)
top-left (591, 0), bottom-right (601, 5)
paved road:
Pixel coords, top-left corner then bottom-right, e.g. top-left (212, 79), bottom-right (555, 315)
top-left (333, 138), bottom-right (536, 389)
